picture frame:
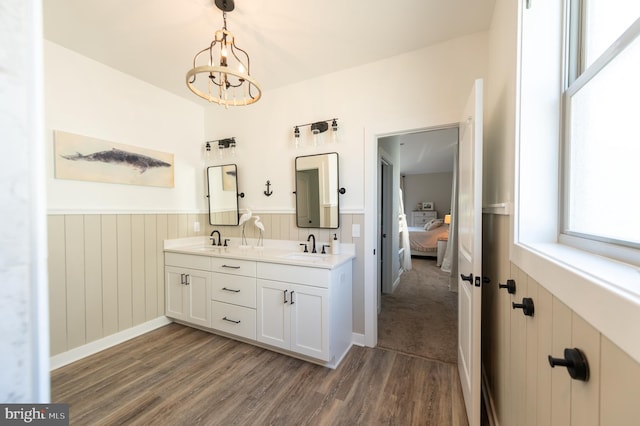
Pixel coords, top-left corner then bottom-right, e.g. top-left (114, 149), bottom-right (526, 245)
top-left (421, 201), bottom-right (434, 211)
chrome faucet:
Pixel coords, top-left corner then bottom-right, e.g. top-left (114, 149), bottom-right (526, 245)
top-left (210, 230), bottom-right (221, 246)
top-left (307, 234), bottom-right (317, 253)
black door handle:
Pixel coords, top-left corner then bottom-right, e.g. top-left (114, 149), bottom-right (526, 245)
top-left (460, 273), bottom-right (473, 284)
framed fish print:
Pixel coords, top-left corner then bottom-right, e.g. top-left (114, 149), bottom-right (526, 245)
top-left (54, 130), bottom-right (174, 188)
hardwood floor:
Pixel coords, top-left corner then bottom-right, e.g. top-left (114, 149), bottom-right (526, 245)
top-left (51, 323), bottom-right (468, 425)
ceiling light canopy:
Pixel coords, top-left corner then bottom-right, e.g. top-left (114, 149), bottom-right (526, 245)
top-left (186, 0), bottom-right (261, 107)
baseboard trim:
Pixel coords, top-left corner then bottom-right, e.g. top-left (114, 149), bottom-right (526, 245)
top-left (351, 332), bottom-right (366, 347)
top-left (481, 363), bottom-right (499, 426)
top-left (50, 316), bottom-right (172, 370)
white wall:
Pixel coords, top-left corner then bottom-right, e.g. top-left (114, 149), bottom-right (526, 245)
top-left (203, 32), bottom-right (490, 214)
top-left (484, 0), bottom-right (518, 206)
top-left (45, 41), bottom-right (206, 213)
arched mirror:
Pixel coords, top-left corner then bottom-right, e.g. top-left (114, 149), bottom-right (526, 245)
top-left (295, 152), bottom-right (340, 228)
top-left (207, 164), bottom-right (239, 225)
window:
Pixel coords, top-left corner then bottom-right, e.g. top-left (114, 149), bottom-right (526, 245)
top-left (563, 2), bottom-right (640, 253)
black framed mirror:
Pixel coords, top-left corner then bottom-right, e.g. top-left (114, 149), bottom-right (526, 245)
top-left (295, 152), bottom-right (339, 229)
top-left (207, 164), bottom-right (239, 225)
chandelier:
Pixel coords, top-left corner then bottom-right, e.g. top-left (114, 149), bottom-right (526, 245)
top-left (186, 0), bottom-right (261, 107)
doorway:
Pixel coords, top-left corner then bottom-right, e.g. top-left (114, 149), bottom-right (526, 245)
top-left (375, 126), bottom-right (458, 362)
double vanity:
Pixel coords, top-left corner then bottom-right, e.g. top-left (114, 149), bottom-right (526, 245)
top-left (164, 237), bottom-right (354, 368)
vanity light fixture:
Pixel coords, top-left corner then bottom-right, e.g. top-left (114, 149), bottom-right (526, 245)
top-left (205, 137), bottom-right (236, 159)
top-left (186, 0), bottom-right (261, 107)
top-left (292, 118), bottom-right (339, 147)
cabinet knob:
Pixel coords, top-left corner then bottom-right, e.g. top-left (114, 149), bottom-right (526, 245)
top-left (548, 348), bottom-right (589, 381)
top-left (499, 279), bottom-right (517, 294)
top-left (512, 297), bottom-right (534, 316)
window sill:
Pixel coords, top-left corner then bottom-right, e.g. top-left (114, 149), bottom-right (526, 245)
top-left (512, 241), bottom-right (640, 363)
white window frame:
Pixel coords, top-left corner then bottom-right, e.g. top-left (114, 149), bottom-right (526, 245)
top-left (513, 0), bottom-right (640, 364)
top-left (560, 7), bottom-right (640, 259)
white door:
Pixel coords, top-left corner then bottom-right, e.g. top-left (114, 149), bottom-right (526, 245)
top-left (290, 283), bottom-right (329, 360)
top-left (256, 279), bottom-right (290, 350)
top-left (457, 79), bottom-right (483, 426)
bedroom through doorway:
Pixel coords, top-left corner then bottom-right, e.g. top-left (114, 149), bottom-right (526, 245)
top-left (376, 126), bottom-right (459, 363)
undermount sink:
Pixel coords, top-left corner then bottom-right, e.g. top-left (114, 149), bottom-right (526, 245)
top-left (283, 253), bottom-right (330, 261)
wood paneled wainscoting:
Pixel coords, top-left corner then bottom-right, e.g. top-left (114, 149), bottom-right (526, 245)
top-left (481, 213), bottom-right (640, 425)
top-left (48, 212), bottom-right (365, 366)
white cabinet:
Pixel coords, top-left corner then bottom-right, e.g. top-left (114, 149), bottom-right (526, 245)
top-left (412, 210), bottom-right (437, 227)
top-left (256, 261), bottom-right (352, 365)
top-left (164, 248), bottom-right (353, 367)
top-left (256, 279), bottom-right (328, 360)
top-left (165, 253), bottom-right (211, 327)
top-left (210, 257), bottom-right (257, 340)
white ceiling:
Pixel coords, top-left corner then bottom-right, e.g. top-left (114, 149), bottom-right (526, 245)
top-left (381, 127), bottom-right (458, 175)
top-left (43, 0), bottom-right (496, 102)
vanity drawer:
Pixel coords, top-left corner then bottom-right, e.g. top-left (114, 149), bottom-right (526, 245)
top-left (211, 258), bottom-right (256, 277)
top-left (165, 252), bottom-right (210, 270)
top-left (257, 262), bottom-right (330, 288)
top-left (211, 273), bottom-right (256, 308)
top-left (210, 301), bottom-right (256, 340)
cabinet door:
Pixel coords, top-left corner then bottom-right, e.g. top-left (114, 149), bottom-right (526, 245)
top-left (290, 283), bottom-right (329, 361)
top-left (185, 269), bottom-right (210, 327)
top-left (166, 267), bottom-right (186, 320)
top-left (256, 279), bottom-right (290, 350)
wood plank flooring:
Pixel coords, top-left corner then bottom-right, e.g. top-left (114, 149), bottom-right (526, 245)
top-left (51, 323), bottom-right (468, 425)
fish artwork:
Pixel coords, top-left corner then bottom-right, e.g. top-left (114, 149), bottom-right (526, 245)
top-left (62, 148), bottom-right (171, 173)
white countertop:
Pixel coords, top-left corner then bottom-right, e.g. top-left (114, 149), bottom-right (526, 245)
top-left (164, 237), bottom-right (355, 270)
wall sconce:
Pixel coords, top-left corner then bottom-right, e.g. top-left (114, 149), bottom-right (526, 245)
top-left (205, 137), bottom-right (236, 160)
top-left (293, 118), bottom-right (339, 147)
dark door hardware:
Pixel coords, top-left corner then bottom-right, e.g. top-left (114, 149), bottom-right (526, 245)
top-left (222, 287), bottom-right (241, 293)
top-left (222, 317), bottom-right (241, 324)
top-left (548, 348), bottom-right (590, 381)
top-left (222, 265), bottom-right (241, 269)
top-left (512, 297), bottom-right (534, 316)
top-left (460, 273), bottom-right (473, 285)
top-left (499, 279), bottom-right (517, 294)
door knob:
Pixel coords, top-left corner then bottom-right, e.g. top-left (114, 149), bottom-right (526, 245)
top-left (548, 348), bottom-right (589, 381)
top-left (499, 279), bottom-right (517, 294)
top-left (512, 297), bottom-right (534, 316)
top-left (460, 273), bottom-right (473, 284)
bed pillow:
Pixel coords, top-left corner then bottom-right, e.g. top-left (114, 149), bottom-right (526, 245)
top-left (424, 218), bottom-right (444, 231)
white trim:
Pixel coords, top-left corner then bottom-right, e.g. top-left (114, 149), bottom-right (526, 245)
top-left (50, 317), bottom-right (172, 370)
top-left (47, 208), bottom-right (366, 216)
top-left (47, 209), bottom-right (209, 215)
top-left (351, 332), bottom-right (366, 347)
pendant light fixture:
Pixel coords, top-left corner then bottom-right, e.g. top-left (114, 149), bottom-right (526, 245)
top-left (186, 0), bottom-right (261, 107)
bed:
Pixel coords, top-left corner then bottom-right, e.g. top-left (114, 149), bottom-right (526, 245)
top-left (407, 225), bottom-right (449, 258)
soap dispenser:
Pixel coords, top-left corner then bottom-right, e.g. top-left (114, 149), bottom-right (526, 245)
top-left (331, 233), bottom-right (340, 255)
